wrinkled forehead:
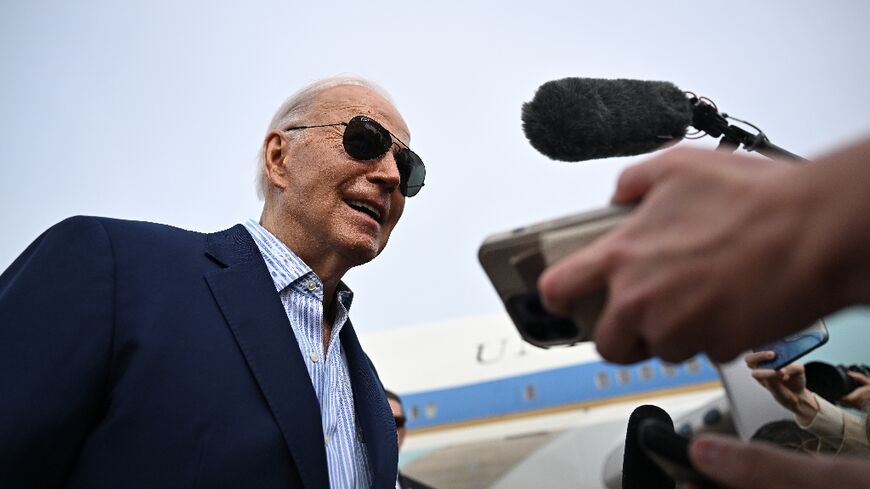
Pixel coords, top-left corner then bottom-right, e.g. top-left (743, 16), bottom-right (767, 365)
top-left (313, 85), bottom-right (411, 143)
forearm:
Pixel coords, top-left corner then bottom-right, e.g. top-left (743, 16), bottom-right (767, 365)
top-left (796, 394), bottom-right (839, 437)
top-left (790, 139), bottom-right (870, 311)
top-left (797, 395), bottom-right (870, 455)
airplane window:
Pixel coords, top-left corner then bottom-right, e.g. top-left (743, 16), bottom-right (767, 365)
top-left (639, 365), bottom-right (654, 381)
top-left (524, 384), bottom-right (537, 401)
top-left (595, 372), bottom-right (610, 389)
top-left (661, 363), bottom-right (677, 377)
top-left (686, 358), bottom-right (701, 374)
top-left (617, 369), bottom-right (631, 385)
top-left (409, 405), bottom-right (419, 421)
top-left (425, 402), bottom-right (438, 419)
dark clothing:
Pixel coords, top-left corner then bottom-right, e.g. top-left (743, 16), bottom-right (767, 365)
top-left (0, 216), bottom-right (398, 489)
top-left (399, 472), bottom-right (437, 489)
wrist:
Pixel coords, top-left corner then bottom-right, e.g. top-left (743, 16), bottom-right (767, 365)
top-left (793, 390), bottom-right (821, 425)
top-left (795, 142), bottom-right (870, 308)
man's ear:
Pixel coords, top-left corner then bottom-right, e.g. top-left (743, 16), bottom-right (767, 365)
top-left (263, 130), bottom-right (290, 190)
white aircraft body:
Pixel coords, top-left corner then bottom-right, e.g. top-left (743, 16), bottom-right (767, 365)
top-left (359, 313), bottom-right (732, 489)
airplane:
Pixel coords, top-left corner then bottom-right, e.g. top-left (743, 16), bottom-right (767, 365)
top-left (359, 312), bottom-right (740, 489)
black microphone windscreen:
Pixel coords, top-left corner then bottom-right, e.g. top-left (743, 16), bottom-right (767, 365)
top-left (522, 77), bottom-right (693, 162)
top-left (623, 404), bottom-right (675, 489)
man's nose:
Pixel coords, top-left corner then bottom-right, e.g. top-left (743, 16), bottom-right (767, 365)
top-left (367, 151), bottom-right (402, 192)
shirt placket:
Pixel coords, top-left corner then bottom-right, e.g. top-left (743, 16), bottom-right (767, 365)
top-left (243, 220), bottom-right (368, 487)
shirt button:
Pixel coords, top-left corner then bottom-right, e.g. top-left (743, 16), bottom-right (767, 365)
top-left (324, 435), bottom-right (329, 445)
top-left (309, 351), bottom-right (320, 362)
top-left (305, 280), bottom-right (317, 291)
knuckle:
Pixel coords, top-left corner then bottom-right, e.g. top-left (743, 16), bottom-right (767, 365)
top-left (602, 240), bottom-right (636, 268)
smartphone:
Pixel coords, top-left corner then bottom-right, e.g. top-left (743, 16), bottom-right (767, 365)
top-left (638, 419), bottom-right (721, 488)
top-left (753, 320), bottom-right (829, 370)
top-left (478, 205), bottom-right (631, 348)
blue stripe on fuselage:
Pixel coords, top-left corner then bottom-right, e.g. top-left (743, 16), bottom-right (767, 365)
top-left (401, 356), bottom-right (718, 429)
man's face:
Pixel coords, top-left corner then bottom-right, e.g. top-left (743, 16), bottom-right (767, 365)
top-left (273, 85), bottom-right (409, 267)
top-left (388, 398), bottom-right (406, 448)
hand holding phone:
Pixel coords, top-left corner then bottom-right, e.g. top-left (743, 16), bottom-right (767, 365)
top-left (753, 320), bottom-right (829, 370)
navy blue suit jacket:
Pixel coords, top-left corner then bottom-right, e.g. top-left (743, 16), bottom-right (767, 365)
top-left (0, 216), bottom-right (398, 488)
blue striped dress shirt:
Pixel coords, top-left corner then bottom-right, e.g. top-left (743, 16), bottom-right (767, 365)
top-left (243, 220), bottom-right (372, 488)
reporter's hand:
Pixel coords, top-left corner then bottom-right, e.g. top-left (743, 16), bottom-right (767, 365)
top-left (685, 434), bottom-right (870, 489)
top-left (539, 147), bottom-right (827, 364)
top-left (745, 352), bottom-right (819, 424)
top-left (840, 371), bottom-right (870, 409)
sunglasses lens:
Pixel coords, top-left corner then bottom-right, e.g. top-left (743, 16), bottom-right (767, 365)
top-left (343, 116), bottom-right (392, 160)
top-left (397, 150), bottom-right (426, 197)
top-left (344, 115), bottom-right (426, 198)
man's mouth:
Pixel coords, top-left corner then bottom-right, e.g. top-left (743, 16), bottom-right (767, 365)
top-left (346, 200), bottom-right (384, 224)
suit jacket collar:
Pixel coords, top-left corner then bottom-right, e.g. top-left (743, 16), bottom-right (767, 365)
top-left (342, 320), bottom-right (399, 488)
top-left (205, 225), bottom-right (328, 488)
top-left (203, 225), bottom-right (397, 489)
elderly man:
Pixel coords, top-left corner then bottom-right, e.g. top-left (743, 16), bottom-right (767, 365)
top-left (0, 76), bottom-right (425, 489)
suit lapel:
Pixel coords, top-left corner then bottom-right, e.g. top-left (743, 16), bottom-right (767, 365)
top-left (203, 225), bottom-right (329, 489)
top-left (342, 321), bottom-right (399, 488)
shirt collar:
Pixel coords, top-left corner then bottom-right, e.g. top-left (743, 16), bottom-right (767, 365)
top-left (243, 219), bottom-right (354, 310)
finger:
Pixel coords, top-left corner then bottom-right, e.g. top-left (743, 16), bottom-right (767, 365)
top-left (751, 369), bottom-right (779, 381)
top-left (781, 363), bottom-right (804, 377)
top-left (745, 351), bottom-right (775, 368)
top-left (538, 246), bottom-right (609, 316)
top-left (610, 155), bottom-right (674, 204)
top-left (593, 331), bottom-right (648, 365)
top-left (593, 300), bottom-right (649, 364)
top-left (840, 392), bottom-right (859, 406)
top-left (846, 371), bottom-right (870, 385)
top-left (689, 434), bottom-right (859, 489)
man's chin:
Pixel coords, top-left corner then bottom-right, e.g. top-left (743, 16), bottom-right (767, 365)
top-left (340, 237), bottom-right (383, 267)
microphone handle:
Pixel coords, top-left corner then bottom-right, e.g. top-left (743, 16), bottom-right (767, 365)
top-left (719, 125), bottom-right (807, 162)
top-left (692, 100), bottom-right (806, 162)
top-left (751, 138), bottom-right (807, 162)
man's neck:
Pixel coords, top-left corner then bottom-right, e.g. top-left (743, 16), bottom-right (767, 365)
top-left (257, 211), bottom-right (345, 355)
top-left (258, 212), bottom-right (348, 303)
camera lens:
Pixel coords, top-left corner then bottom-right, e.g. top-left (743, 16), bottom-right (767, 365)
top-left (804, 362), bottom-right (852, 403)
top-left (806, 362), bottom-right (870, 403)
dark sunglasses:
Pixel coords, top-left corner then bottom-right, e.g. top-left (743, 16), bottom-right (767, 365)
top-left (394, 415), bottom-right (407, 429)
top-left (285, 115), bottom-right (426, 197)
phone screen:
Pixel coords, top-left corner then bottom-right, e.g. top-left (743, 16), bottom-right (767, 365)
top-left (754, 320), bottom-right (829, 370)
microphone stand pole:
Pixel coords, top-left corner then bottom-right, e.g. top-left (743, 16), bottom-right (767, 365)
top-left (690, 99), bottom-right (807, 162)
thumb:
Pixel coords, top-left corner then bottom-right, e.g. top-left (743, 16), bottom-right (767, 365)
top-left (691, 434), bottom-right (870, 488)
top-left (840, 386), bottom-right (869, 406)
top-left (689, 435), bottom-right (820, 489)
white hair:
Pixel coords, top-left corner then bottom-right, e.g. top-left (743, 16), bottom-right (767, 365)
top-left (255, 75), bottom-right (396, 200)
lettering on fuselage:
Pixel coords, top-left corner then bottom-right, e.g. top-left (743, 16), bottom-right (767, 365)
top-left (475, 337), bottom-right (529, 365)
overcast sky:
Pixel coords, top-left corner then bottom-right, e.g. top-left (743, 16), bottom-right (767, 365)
top-left (2, 1), bottom-right (869, 333)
